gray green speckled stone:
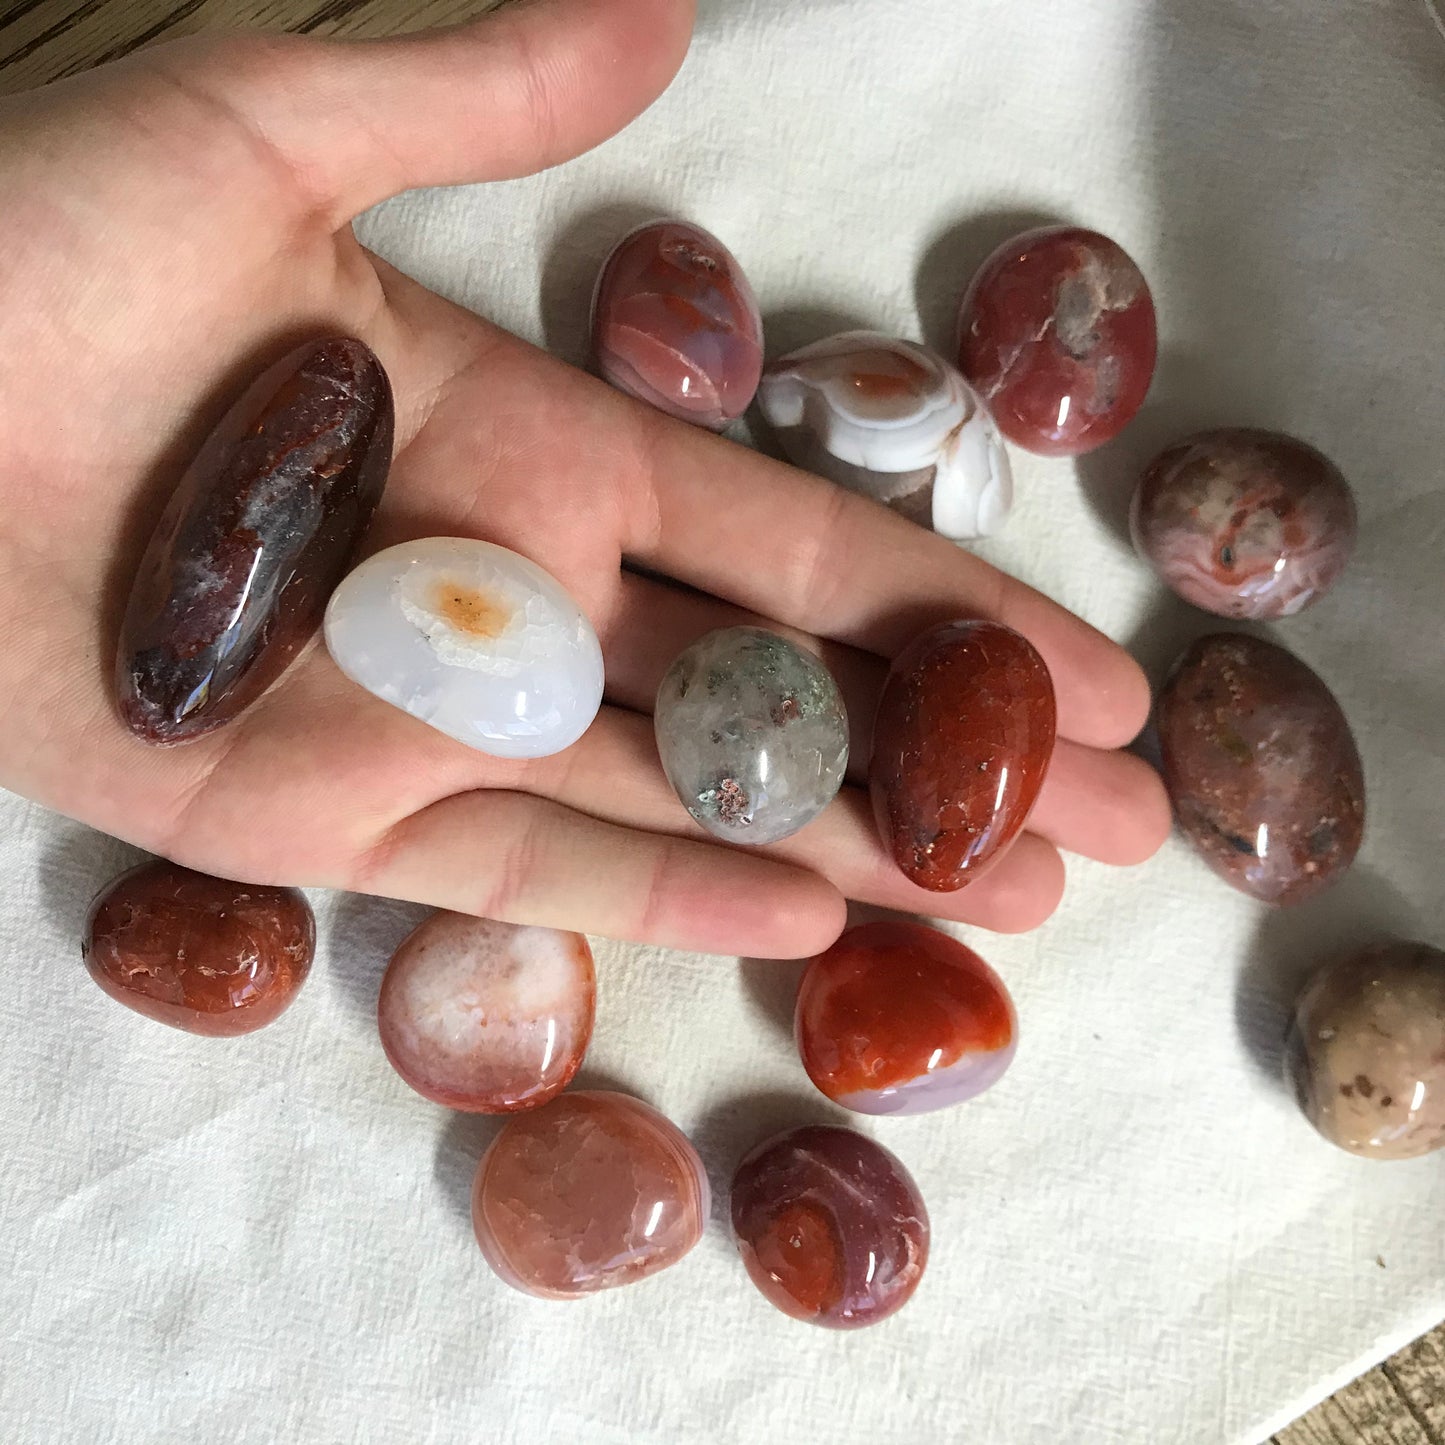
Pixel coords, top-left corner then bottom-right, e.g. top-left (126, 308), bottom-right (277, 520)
top-left (654, 627), bottom-right (848, 845)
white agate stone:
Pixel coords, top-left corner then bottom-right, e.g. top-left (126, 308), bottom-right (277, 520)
top-left (757, 330), bottom-right (1013, 540)
top-left (324, 537), bottom-right (604, 759)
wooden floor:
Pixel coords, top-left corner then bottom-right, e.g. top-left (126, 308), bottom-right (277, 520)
top-left (0, 2), bottom-right (1439, 1441)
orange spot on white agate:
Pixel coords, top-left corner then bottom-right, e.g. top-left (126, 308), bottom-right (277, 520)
top-left (431, 578), bottom-right (513, 639)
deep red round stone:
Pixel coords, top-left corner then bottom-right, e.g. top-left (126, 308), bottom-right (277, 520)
top-left (83, 860), bottom-right (314, 1035)
top-left (869, 620), bottom-right (1056, 892)
top-left (956, 225), bottom-right (1156, 456)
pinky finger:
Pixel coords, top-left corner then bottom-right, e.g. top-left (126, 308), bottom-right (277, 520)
top-left (350, 789), bottom-right (847, 959)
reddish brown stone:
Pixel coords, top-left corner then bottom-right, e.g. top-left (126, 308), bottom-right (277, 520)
top-left (869, 620), bottom-right (1057, 891)
top-left (117, 337), bottom-right (394, 745)
top-left (83, 860), bottom-right (314, 1034)
top-left (1157, 633), bottom-right (1364, 904)
top-left (730, 1125), bottom-right (929, 1329)
top-left (956, 225), bottom-right (1156, 456)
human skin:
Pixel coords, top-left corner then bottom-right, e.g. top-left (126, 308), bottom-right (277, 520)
top-left (0, 0), bottom-right (1168, 958)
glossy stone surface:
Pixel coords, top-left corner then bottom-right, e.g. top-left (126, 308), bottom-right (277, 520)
top-left (758, 331), bottom-right (1013, 540)
top-left (730, 1125), bottom-right (928, 1328)
top-left (654, 627), bottom-right (848, 845)
top-left (592, 220), bottom-right (763, 429)
top-left (1131, 429), bottom-right (1357, 619)
top-left (471, 1091), bottom-right (709, 1299)
top-left (325, 537), bottom-right (604, 759)
top-left (796, 920), bottom-right (1017, 1114)
top-left (378, 912), bottom-right (594, 1113)
top-left (118, 338), bottom-right (393, 744)
top-left (870, 620), bottom-right (1056, 892)
top-left (957, 226), bottom-right (1156, 456)
top-left (1157, 634), bottom-right (1364, 904)
top-left (1286, 941), bottom-right (1445, 1160)
top-left (83, 860), bottom-right (314, 1034)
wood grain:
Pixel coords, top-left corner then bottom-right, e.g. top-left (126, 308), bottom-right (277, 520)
top-left (0, 4), bottom-right (1439, 1443)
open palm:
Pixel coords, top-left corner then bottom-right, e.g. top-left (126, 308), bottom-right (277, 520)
top-left (0, 0), bottom-right (1168, 958)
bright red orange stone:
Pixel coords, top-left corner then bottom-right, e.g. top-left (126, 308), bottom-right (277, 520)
top-left (796, 921), bottom-right (1017, 1114)
top-left (82, 860), bottom-right (314, 1035)
top-left (869, 619), bottom-right (1057, 892)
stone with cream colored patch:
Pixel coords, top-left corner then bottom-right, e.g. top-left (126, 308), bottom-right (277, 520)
top-left (378, 912), bottom-right (595, 1113)
top-left (324, 537), bottom-right (604, 758)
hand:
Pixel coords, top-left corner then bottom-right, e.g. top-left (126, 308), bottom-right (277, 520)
top-left (0, 0), bottom-right (1169, 959)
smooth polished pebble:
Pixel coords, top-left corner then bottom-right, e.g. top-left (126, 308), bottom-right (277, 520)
top-left (730, 1125), bottom-right (929, 1328)
top-left (795, 920), bottom-right (1017, 1114)
top-left (592, 219), bottom-right (763, 428)
top-left (324, 537), bottom-right (604, 759)
top-left (757, 331), bottom-right (1012, 540)
top-left (117, 337), bottom-right (393, 744)
top-left (1286, 941), bottom-right (1445, 1160)
top-left (1130, 428), bottom-right (1357, 618)
top-left (654, 627), bottom-right (848, 845)
top-left (870, 619), bottom-right (1057, 891)
top-left (471, 1091), bottom-right (710, 1299)
top-left (83, 860), bottom-right (314, 1035)
top-left (1157, 633), bottom-right (1364, 904)
top-left (378, 912), bottom-right (595, 1113)
top-left (957, 226), bottom-right (1156, 456)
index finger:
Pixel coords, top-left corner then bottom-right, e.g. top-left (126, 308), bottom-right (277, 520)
top-left (624, 419), bottom-right (1151, 749)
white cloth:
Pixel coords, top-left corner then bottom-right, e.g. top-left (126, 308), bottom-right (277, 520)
top-left (3, 2), bottom-right (1443, 1441)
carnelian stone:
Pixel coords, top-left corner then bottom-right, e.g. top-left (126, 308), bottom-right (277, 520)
top-left (795, 920), bottom-right (1017, 1114)
top-left (82, 860), bottom-right (314, 1035)
top-left (869, 620), bottom-right (1056, 891)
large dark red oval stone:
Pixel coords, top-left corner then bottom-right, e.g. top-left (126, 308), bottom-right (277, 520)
top-left (869, 620), bottom-right (1057, 891)
top-left (83, 860), bottom-right (314, 1035)
top-left (1157, 633), bottom-right (1365, 904)
top-left (117, 337), bottom-right (394, 744)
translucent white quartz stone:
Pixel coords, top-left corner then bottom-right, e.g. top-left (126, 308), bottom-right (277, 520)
top-left (324, 537), bottom-right (604, 759)
top-left (758, 330), bottom-right (1013, 540)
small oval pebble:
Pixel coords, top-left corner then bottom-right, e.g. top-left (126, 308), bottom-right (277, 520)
top-left (378, 912), bottom-right (595, 1112)
top-left (324, 537), bottom-right (604, 759)
top-left (471, 1091), bottom-right (709, 1299)
top-left (117, 337), bottom-right (394, 744)
top-left (83, 860), bottom-right (314, 1035)
top-left (796, 920), bottom-right (1017, 1114)
top-left (654, 627), bottom-right (848, 845)
top-left (1130, 429), bottom-right (1357, 618)
top-left (1285, 941), bottom-right (1445, 1160)
top-left (730, 1125), bottom-right (929, 1328)
top-left (757, 331), bottom-right (1013, 540)
top-left (592, 219), bottom-right (763, 428)
top-left (957, 226), bottom-right (1156, 456)
top-left (1157, 633), bottom-right (1364, 904)
top-left (870, 620), bottom-right (1056, 891)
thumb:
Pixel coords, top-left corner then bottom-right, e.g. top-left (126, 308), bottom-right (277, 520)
top-left (148, 0), bottom-right (696, 224)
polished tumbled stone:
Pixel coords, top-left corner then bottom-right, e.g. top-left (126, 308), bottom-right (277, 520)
top-left (654, 627), bottom-right (848, 845)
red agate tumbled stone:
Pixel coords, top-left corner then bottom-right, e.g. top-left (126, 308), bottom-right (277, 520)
top-left (117, 337), bottom-right (394, 744)
top-left (730, 1125), bottom-right (929, 1329)
top-left (471, 1091), bottom-right (709, 1299)
top-left (82, 860), bottom-right (314, 1034)
top-left (870, 620), bottom-right (1056, 891)
top-left (796, 921), bottom-right (1017, 1115)
top-left (1157, 633), bottom-right (1365, 904)
top-left (378, 912), bottom-right (595, 1113)
top-left (956, 225), bottom-right (1156, 456)
top-left (591, 220), bottom-right (763, 429)
top-left (1130, 428), bottom-right (1358, 619)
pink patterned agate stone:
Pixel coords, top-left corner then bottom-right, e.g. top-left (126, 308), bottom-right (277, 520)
top-left (378, 912), bottom-right (594, 1113)
top-left (471, 1091), bottom-right (710, 1299)
top-left (1130, 428), bottom-right (1357, 619)
top-left (956, 225), bottom-right (1156, 456)
top-left (795, 920), bottom-right (1017, 1115)
top-left (591, 219), bottom-right (763, 429)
